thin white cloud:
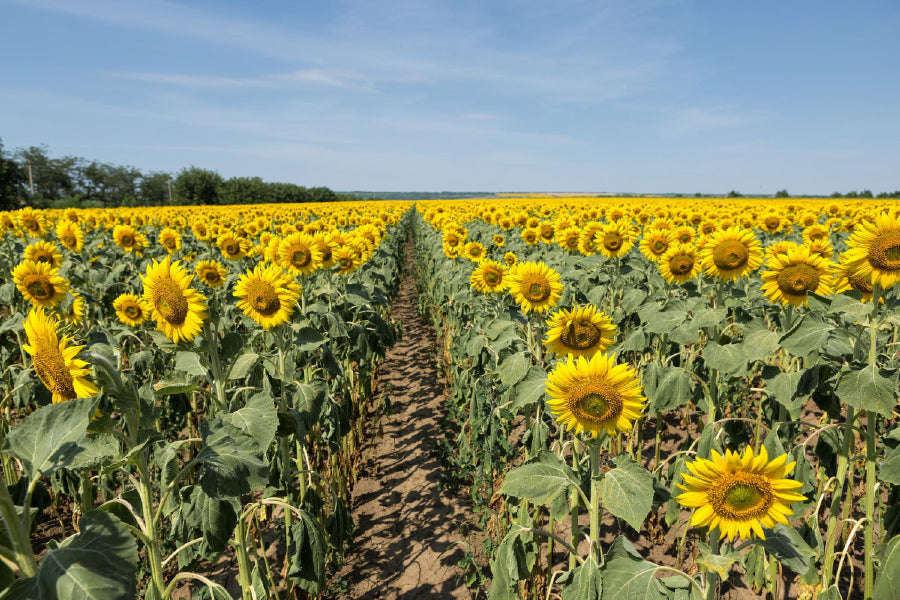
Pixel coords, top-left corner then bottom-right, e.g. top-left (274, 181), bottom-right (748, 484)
top-left (662, 106), bottom-right (775, 134)
top-left (105, 69), bottom-right (375, 91)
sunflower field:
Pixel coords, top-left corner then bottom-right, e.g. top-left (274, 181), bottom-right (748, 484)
top-left (414, 197), bottom-right (900, 600)
top-left (0, 202), bottom-right (412, 598)
top-left (1, 197), bottom-right (900, 600)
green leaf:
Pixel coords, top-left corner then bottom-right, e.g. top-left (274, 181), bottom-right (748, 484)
top-left (692, 308), bottom-right (727, 330)
top-left (295, 327), bottom-right (327, 352)
top-left (561, 556), bottom-right (602, 600)
top-left (762, 369), bottom-right (805, 414)
top-left (695, 542), bottom-right (742, 579)
top-left (227, 353), bottom-right (258, 380)
top-left (701, 342), bottom-right (747, 377)
top-left (874, 535), bottom-right (900, 600)
top-left (174, 351), bottom-right (208, 377)
top-left (153, 373), bottom-right (198, 396)
top-left (599, 454), bottom-right (653, 530)
top-left (648, 367), bottom-right (694, 413)
top-left (749, 524), bottom-right (817, 574)
top-left (170, 485), bottom-right (237, 561)
top-left (880, 444), bottom-right (900, 485)
top-left (644, 310), bottom-right (688, 335)
top-left (500, 452), bottom-right (580, 506)
top-left (600, 536), bottom-right (666, 600)
top-left (835, 364), bottom-right (898, 417)
top-left (741, 329), bottom-right (780, 363)
top-left (499, 352), bottom-right (530, 387)
top-left (196, 420), bottom-right (268, 498)
top-left (621, 289), bottom-right (647, 314)
top-left (3, 510), bottom-right (138, 600)
top-left (287, 509), bottom-right (327, 594)
top-left (3, 397), bottom-right (99, 480)
top-left (221, 392), bottom-right (278, 453)
top-left (779, 315), bottom-right (833, 357)
top-left (620, 327), bottom-right (646, 353)
top-left (511, 366), bottom-right (547, 410)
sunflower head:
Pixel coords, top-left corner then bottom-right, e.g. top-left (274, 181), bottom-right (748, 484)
top-left (23, 307), bottom-right (99, 403)
top-left (506, 261), bottom-right (564, 314)
top-left (503, 251), bottom-right (518, 267)
top-left (12, 259), bottom-right (70, 308)
top-left (640, 229), bottom-right (675, 262)
top-left (658, 243), bottom-right (701, 285)
top-left (234, 262), bottom-right (301, 329)
top-left (141, 256), bottom-right (207, 344)
top-left (195, 260), bottom-right (228, 288)
top-left (56, 220), bottom-right (84, 252)
top-left (278, 232), bottom-right (322, 275)
top-left (544, 305), bottom-right (616, 359)
top-left (841, 212), bottom-right (900, 290)
top-left (470, 260), bottom-right (508, 293)
top-left (676, 445), bottom-right (807, 541)
top-left (25, 241), bottom-right (64, 269)
top-left (463, 241), bottom-right (487, 261)
top-left (218, 233), bottom-right (250, 260)
top-left (521, 227), bottom-right (541, 246)
top-left (594, 223), bottom-right (635, 259)
top-left (113, 293), bottom-right (149, 327)
top-left (700, 227), bottom-right (763, 281)
top-left (546, 353), bottom-right (646, 438)
top-left (159, 227), bottom-right (182, 254)
top-left (761, 245), bottom-right (834, 307)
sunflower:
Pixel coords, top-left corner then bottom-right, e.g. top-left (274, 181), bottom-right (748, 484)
top-left (556, 227), bottom-right (582, 253)
top-left (463, 241), bottom-right (487, 262)
top-left (834, 261), bottom-right (875, 303)
top-left (506, 261), bottom-right (563, 314)
top-left (12, 260), bottom-right (70, 308)
top-left (658, 243), bottom-right (702, 284)
top-left (62, 292), bottom-right (85, 325)
top-left (700, 227), bottom-right (763, 281)
top-left (278, 232), bottom-right (322, 276)
top-left (640, 228), bottom-right (675, 263)
top-left (538, 222), bottom-right (555, 243)
top-left (544, 305), bottom-right (616, 359)
top-left (594, 222), bottom-right (635, 259)
top-left (333, 245), bottom-right (361, 275)
top-left (24, 241), bottom-right (64, 269)
top-left (56, 220), bottom-right (84, 252)
top-left (17, 208), bottom-right (47, 237)
top-left (764, 240), bottom-right (798, 262)
top-left (217, 232), bottom-right (250, 261)
top-left (158, 227), bottom-right (182, 254)
top-left (676, 445), bottom-right (807, 541)
top-left (520, 227), bottom-right (540, 246)
top-left (841, 212), bottom-right (900, 290)
top-left (470, 260), bottom-right (508, 293)
top-left (113, 225), bottom-right (145, 253)
top-left (194, 260), bottom-right (228, 288)
top-left (234, 263), bottom-right (301, 329)
top-left (503, 252), bottom-right (518, 267)
top-left (140, 257), bottom-right (207, 344)
top-left (492, 234), bottom-right (506, 247)
top-left (674, 225), bottom-right (696, 245)
top-left (23, 307), bottom-right (99, 403)
top-left (313, 233), bottom-right (340, 268)
top-left (759, 212), bottom-right (784, 234)
top-left (545, 353), bottom-right (646, 438)
top-left (113, 293), bottom-right (149, 326)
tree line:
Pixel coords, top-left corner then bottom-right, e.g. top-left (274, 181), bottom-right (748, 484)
top-left (0, 137), bottom-right (351, 211)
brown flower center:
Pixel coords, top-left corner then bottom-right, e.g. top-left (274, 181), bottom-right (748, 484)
top-left (777, 263), bottom-right (820, 295)
top-left (33, 350), bottom-right (76, 401)
top-left (568, 380), bottom-right (624, 424)
top-left (709, 472), bottom-right (774, 520)
top-left (26, 278), bottom-right (54, 300)
top-left (712, 240), bottom-right (750, 271)
top-left (152, 278), bottom-right (189, 325)
top-left (291, 249), bottom-right (311, 268)
top-left (603, 233), bottom-right (623, 252)
top-left (669, 254), bottom-right (694, 275)
top-left (560, 319), bottom-right (603, 350)
top-left (245, 280), bottom-right (281, 316)
top-left (867, 232), bottom-right (900, 271)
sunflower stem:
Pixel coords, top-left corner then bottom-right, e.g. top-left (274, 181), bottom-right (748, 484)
top-left (706, 529), bottom-right (720, 600)
top-left (588, 440), bottom-right (601, 562)
top-left (863, 283), bottom-right (881, 600)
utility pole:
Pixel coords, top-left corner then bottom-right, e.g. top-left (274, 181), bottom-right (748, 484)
top-left (26, 160), bottom-right (34, 196)
top-left (167, 177), bottom-right (173, 205)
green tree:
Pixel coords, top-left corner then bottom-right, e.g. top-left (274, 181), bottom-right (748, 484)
top-left (775, 189), bottom-right (790, 197)
top-left (140, 172), bottom-right (172, 206)
top-left (0, 137), bottom-right (23, 210)
top-left (14, 145), bottom-right (78, 203)
top-left (727, 190), bottom-right (742, 198)
top-left (173, 167), bottom-right (223, 205)
top-left (219, 176), bottom-right (266, 205)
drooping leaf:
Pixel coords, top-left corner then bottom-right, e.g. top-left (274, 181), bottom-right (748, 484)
top-left (702, 342), bottom-right (747, 377)
top-left (561, 556), bottom-right (602, 600)
top-left (3, 397), bottom-right (99, 480)
top-left (2, 511), bottom-right (138, 600)
top-left (598, 454), bottom-right (654, 530)
top-left (880, 444), bottom-right (900, 485)
top-left (874, 535), bottom-right (900, 600)
top-left (648, 367), bottom-right (694, 413)
top-left (196, 420), bottom-right (268, 498)
top-left (227, 353), bottom-right (258, 380)
top-left (511, 366), bottom-right (547, 410)
top-left (174, 351), bottom-right (208, 377)
top-left (499, 352), bottom-right (531, 386)
top-left (600, 536), bottom-right (666, 600)
top-left (835, 364), bottom-right (898, 417)
top-left (748, 524), bottom-right (817, 574)
top-left (779, 315), bottom-right (832, 357)
top-left (287, 509), bottom-right (327, 594)
top-left (221, 392), bottom-right (278, 453)
top-left (499, 451), bottom-right (580, 506)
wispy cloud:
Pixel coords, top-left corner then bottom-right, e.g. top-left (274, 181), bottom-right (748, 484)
top-left (661, 106), bottom-right (775, 135)
top-left (106, 69), bottom-right (375, 91)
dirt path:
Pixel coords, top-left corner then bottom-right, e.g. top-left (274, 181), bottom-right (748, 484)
top-left (337, 247), bottom-right (476, 599)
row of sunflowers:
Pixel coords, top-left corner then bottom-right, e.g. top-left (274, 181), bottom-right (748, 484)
top-left (0, 201), bottom-right (412, 598)
top-left (413, 196), bottom-right (900, 600)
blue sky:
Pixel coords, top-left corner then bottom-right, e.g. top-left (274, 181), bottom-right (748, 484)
top-left (1, 0), bottom-right (898, 194)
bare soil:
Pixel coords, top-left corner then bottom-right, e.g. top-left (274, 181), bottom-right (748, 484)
top-left (335, 250), bottom-right (481, 599)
